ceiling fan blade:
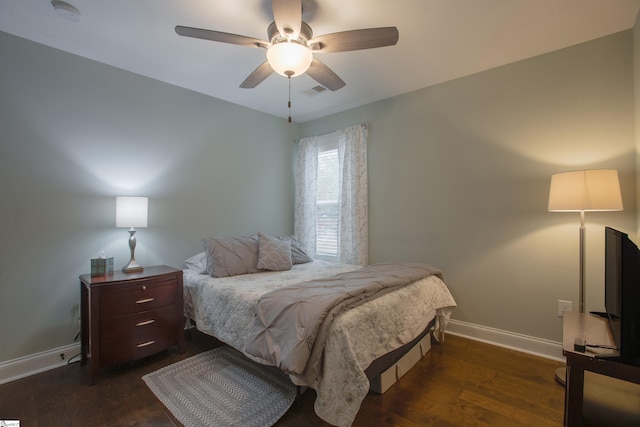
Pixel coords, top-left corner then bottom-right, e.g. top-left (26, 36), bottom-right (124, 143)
top-left (309, 27), bottom-right (399, 53)
top-left (175, 26), bottom-right (268, 48)
top-left (240, 61), bottom-right (274, 88)
top-left (306, 58), bottom-right (346, 91)
top-left (271, 0), bottom-right (302, 39)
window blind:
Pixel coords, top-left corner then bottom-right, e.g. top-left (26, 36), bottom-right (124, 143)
top-left (316, 145), bottom-right (338, 258)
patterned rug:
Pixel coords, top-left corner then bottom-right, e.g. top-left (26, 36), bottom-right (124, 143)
top-left (143, 346), bottom-right (297, 427)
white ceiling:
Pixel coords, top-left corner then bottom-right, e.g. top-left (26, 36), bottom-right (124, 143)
top-left (1, 0), bottom-right (639, 123)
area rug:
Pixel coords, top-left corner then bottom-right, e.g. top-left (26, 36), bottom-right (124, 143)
top-left (143, 346), bottom-right (297, 427)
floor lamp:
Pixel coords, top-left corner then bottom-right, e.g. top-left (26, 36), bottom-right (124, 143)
top-left (548, 169), bottom-right (623, 385)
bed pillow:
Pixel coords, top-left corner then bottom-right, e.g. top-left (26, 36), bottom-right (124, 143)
top-left (257, 232), bottom-right (292, 271)
top-left (203, 235), bottom-right (260, 278)
top-left (278, 235), bottom-right (313, 264)
top-left (184, 251), bottom-right (206, 274)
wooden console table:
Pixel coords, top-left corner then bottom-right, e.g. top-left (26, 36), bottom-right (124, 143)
top-left (563, 311), bottom-right (640, 426)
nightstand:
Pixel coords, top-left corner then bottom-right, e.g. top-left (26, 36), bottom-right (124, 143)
top-left (80, 265), bottom-right (185, 384)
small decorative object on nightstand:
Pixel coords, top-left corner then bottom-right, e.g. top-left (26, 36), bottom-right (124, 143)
top-left (80, 265), bottom-right (184, 384)
top-left (90, 253), bottom-right (114, 277)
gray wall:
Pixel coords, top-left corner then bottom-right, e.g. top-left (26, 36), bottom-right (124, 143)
top-left (300, 31), bottom-right (637, 343)
top-left (0, 32), bottom-right (296, 362)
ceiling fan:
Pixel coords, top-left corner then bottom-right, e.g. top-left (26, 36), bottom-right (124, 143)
top-left (175, 0), bottom-right (399, 91)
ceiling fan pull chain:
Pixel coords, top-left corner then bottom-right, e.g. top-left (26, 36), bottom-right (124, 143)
top-left (286, 71), bottom-right (293, 123)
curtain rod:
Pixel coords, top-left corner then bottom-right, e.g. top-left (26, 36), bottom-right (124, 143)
top-left (294, 122), bottom-right (369, 143)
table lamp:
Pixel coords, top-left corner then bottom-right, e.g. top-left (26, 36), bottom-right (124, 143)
top-left (116, 196), bottom-right (148, 273)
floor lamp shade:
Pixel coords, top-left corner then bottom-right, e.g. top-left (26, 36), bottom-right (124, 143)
top-left (116, 197), bottom-right (148, 272)
top-left (548, 169), bottom-right (623, 212)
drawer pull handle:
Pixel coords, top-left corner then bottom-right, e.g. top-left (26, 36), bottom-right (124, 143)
top-left (136, 320), bottom-right (155, 326)
top-left (142, 285), bottom-right (147, 291)
top-left (136, 298), bottom-right (154, 304)
top-left (136, 340), bottom-right (155, 348)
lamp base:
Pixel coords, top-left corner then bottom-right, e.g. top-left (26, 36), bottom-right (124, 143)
top-left (122, 228), bottom-right (143, 273)
top-left (122, 259), bottom-right (144, 273)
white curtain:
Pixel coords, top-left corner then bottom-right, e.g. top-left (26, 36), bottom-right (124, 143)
top-left (336, 124), bottom-right (368, 265)
top-left (294, 135), bottom-right (319, 259)
top-left (294, 123), bottom-right (368, 266)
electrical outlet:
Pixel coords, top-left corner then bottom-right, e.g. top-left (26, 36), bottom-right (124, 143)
top-left (558, 300), bottom-right (572, 317)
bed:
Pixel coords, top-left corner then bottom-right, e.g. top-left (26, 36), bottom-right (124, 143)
top-left (182, 234), bottom-right (456, 426)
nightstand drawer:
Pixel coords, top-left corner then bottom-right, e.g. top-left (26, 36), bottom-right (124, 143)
top-left (100, 278), bottom-right (177, 318)
top-left (100, 328), bottom-right (177, 366)
top-left (100, 304), bottom-right (180, 343)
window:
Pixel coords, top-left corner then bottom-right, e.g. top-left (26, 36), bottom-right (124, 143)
top-left (295, 123), bottom-right (368, 265)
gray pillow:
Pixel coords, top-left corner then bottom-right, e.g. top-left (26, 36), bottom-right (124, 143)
top-left (203, 235), bottom-right (260, 278)
top-left (257, 232), bottom-right (292, 271)
top-left (278, 235), bottom-right (313, 264)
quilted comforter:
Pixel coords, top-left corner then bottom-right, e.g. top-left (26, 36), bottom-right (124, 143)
top-left (245, 263), bottom-right (444, 382)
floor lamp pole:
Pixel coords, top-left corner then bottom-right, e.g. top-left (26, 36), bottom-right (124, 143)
top-left (556, 211), bottom-right (587, 386)
top-left (579, 210), bottom-right (586, 314)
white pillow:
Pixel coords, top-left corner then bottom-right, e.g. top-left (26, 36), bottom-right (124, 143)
top-left (184, 252), bottom-right (207, 274)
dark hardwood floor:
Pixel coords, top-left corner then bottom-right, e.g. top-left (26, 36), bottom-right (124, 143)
top-left (0, 331), bottom-right (568, 426)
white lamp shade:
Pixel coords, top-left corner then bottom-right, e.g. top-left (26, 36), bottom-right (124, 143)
top-left (548, 169), bottom-right (623, 212)
top-left (116, 197), bottom-right (148, 228)
top-left (266, 42), bottom-right (313, 77)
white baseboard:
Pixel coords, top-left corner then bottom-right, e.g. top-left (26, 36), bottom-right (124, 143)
top-left (446, 319), bottom-right (565, 362)
top-left (0, 321), bottom-right (565, 385)
top-left (0, 343), bottom-right (81, 385)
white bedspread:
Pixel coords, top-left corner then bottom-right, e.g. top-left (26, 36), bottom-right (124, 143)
top-left (183, 260), bottom-right (456, 427)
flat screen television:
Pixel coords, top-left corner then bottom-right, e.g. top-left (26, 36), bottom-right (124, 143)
top-left (604, 226), bottom-right (640, 365)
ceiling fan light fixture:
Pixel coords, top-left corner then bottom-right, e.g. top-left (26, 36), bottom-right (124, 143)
top-left (266, 41), bottom-right (313, 77)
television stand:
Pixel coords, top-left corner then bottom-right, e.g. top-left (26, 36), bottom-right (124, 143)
top-left (563, 312), bottom-right (640, 426)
